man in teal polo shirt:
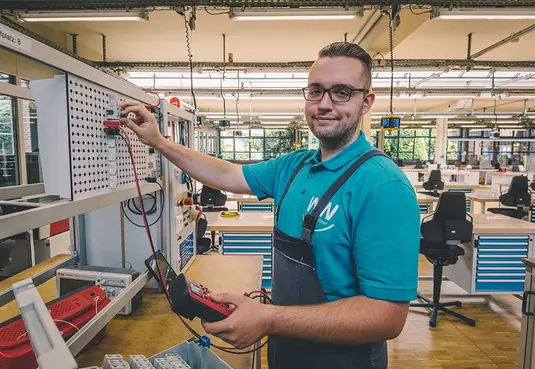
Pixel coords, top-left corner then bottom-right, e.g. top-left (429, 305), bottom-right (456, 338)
top-left (120, 42), bottom-right (420, 369)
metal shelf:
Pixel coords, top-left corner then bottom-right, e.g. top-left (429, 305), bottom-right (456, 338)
top-left (0, 182), bottom-right (160, 240)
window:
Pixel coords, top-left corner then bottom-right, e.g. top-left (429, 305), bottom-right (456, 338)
top-left (0, 94), bottom-right (19, 187)
top-left (372, 128), bottom-right (435, 163)
top-left (219, 128), bottom-right (297, 161)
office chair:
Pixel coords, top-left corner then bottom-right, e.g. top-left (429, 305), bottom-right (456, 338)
top-left (195, 213), bottom-right (212, 254)
top-left (420, 170), bottom-right (444, 197)
top-left (415, 160), bottom-right (424, 169)
top-left (488, 176), bottom-right (531, 219)
top-left (397, 159), bottom-right (405, 167)
top-left (0, 239), bottom-right (15, 269)
top-left (530, 181), bottom-right (535, 192)
top-left (410, 192), bottom-right (476, 328)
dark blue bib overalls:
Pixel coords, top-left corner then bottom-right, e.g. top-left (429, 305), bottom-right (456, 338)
top-left (267, 150), bottom-right (389, 369)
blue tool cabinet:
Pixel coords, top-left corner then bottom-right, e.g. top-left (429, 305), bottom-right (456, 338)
top-left (445, 233), bottom-right (532, 294)
top-left (220, 232), bottom-right (273, 290)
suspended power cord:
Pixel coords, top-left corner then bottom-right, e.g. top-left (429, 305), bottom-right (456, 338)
top-left (182, 12), bottom-right (197, 111)
top-left (236, 70), bottom-right (240, 128)
top-left (221, 34), bottom-right (227, 119)
top-left (409, 5), bottom-right (433, 15)
top-left (387, 10), bottom-right (395, 115)
top-left (204, 6), bottom-right (230, 16)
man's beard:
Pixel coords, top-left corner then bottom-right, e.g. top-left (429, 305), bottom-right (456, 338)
top-left (309, 116), bottom-right (361, 152)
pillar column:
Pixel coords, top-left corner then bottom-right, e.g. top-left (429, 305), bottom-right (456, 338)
top-left (434, 118), bottom-right (448, 165)
top-left (377, 130), bottom-right (385, 152)
top-left (362, 114), bottom-right (371, 142)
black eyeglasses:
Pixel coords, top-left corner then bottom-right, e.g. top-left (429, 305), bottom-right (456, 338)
top-left (302, 86), bottom-right (369, 103)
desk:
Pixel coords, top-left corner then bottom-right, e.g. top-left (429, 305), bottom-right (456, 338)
top-left (425, 213), bottom-right (535, 295)
top-left (414, 182), bottom-right (484, 190)
top-left (416, 193), bottom-right (439, 213)
top-left (466, 192), bottom-right (535, 222)
top-left (0, 255), bottom-right (263, 369)
top-left (226, 194), bottom-right (274, 212)
top-left (415, 184), bottom-right (484, 212)
top-left (206, 212), bottom-right (274, 289)
top-left (490, 172), bottom-right (533, 192)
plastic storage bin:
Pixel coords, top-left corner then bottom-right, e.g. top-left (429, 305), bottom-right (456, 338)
top-left (149, 338), bottom-right (232, 369)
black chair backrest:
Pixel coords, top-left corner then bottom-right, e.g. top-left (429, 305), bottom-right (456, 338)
top-left (423, 169), bottom-right (445, 191)
top-left (415, 160), bottom-right (424, 169)
top-left (500, 176), bottom-right (531, 207)
top-left (196, 214), bottom-right (208, 241)
top-left (421, 192), bottom-right (473, 245)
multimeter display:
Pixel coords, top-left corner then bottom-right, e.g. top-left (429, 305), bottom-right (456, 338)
top-left (189, 282), bottom-right (203, 297)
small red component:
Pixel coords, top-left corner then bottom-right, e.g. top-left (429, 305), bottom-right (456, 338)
top-left (103, 120), bottom-right (120, 129)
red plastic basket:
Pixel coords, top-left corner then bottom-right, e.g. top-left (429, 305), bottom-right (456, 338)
top-left (0, 284), bottom-right (110, 369)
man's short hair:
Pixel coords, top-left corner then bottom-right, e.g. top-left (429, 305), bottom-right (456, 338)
top-left (318, 42), bottom-right (373, 89)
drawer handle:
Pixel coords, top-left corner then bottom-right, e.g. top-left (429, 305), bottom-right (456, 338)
top-left (522, 291), bottom-right (535, 317)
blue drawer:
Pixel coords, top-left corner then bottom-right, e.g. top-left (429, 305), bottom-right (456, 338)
top-left (531, 205), bottom-right (535, 223)
top-left (262, 278), bottom-right (272, 289)
top-left (223, 234), bottom-right (273, 241)
top-left (419, 204), bottom-right (429, 214)
top-left (241, 203), bottom-right (274, 212)
top-left (475, 280), bottom-right (525, 292)
top-left (178, 233), bottom-right (194, 270)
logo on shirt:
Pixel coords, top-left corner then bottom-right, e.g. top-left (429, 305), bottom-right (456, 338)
top-left (306, 197), bottom-right (339, 232)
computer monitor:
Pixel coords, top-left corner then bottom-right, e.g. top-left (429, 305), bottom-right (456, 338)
top-left (200, 185), bottom-right (228, 212)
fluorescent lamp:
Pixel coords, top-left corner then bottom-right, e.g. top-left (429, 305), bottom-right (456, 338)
top-left (421, 125), bottom-right (437, 128)
top-left (259, 115), bottom-right (298, 119)
top-left (19, 10), bottom-right (147, 22)
top-left (474, 115), bottom-right (513, 119)
top-left (436, 8), bottom-right (535, 20)
top-left (251, 96), bottom-right (303, 100)
top-left (230, 7), bottom-right (362, 21)
top-left (461, 125), bottom-right (487, 128)
top-left (425, 115), bottom-right (458, 119)
top-left (204, 112), bottom-right (303, 116)
top-left (449, 120), bottom-right (476, 124)
top-left (500, 125), bottom-right (527, 129)
top-left (403, 120), bottom-right (432, 124)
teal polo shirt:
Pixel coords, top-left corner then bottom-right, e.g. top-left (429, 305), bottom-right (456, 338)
top-left (242, 131), bottom-right (420, 302)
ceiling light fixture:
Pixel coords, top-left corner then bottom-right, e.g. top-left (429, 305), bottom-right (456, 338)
top-left (18, 9), bottom-right (148, 22)
top-left (230, 7), bottom-right (363, 21)
top-left (474, 115), bottom-right (514, 119)
top-left (435, 7), bottom-right (535, 20)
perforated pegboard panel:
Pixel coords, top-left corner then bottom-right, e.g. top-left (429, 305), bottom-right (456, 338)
top-left (67, 74), bottom-right (148, 199)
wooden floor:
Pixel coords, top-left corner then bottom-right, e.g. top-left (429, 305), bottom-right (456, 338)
top-left (259, 255), bottom-right (523, 369)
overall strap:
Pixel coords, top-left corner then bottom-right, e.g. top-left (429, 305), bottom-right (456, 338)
top-left (301, 150), bottom-right (389, 243)
top-left (275, 151), bottom-right (315, 222)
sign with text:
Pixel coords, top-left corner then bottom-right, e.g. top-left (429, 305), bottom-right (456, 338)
top-left (0, 24), bottom-right (32, 54)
